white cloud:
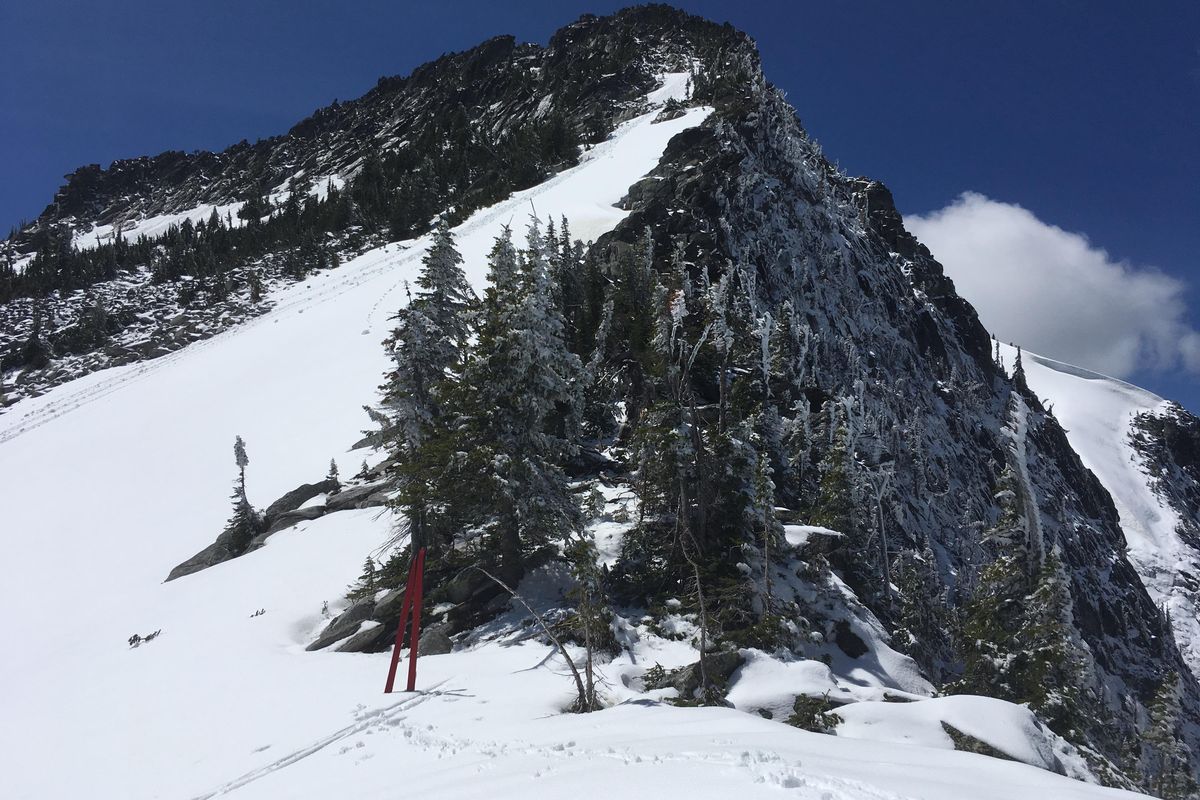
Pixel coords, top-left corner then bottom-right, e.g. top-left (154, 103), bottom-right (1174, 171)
top-left (906, 192), bottom-right (1199, 379)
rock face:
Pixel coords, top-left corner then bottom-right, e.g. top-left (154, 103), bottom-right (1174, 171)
top-left (165, 527), bottom-right (249, 582)
top-left (1129, 403), bottom-right (1200, 674)
top-left (587, 28), bottom-right (1200, 780)
top-left (166, 476), bottom-right (374, 580)
top-left (262, 505), bottom-right (327, 536)
top-left (263, 479), bottom-right (338, 522)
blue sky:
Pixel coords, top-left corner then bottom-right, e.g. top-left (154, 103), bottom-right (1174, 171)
top-left (2, 1), bottom-right (1197, 407)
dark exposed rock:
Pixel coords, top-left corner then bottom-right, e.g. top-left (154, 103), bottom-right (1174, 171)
top-left (564, 446), bottom-right (621, 477)
top-left (165, 529), bottom-right (244, 582)
top-left (306, 598), bottom-right (376, 651)
top-left (418, 622), bottom-right (454, 656)
top-left (663, 650), bottom-right (745, 699)
top-left (833, 621), bottom-right (869, 659)
top-left (263, 479), bottom-right (338, 523)
top-left (324, 481), bottom-right (390, 513)
top-left (336, 622), bottom-right (390, 653)
top-left (264, 505), bottom-right (327, 535)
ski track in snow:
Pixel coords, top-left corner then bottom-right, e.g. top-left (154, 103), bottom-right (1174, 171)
top-left (192, 684), bottom-right (448, 799)
top-left (196, 682), bottom-right (906, 800)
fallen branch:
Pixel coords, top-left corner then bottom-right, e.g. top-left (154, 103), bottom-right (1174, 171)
top-left (464, 564), bottom-right (596, 712)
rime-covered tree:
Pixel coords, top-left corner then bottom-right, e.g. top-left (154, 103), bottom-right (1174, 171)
top-left (1017, 554), bottom-right (1088, 735)
top-left (892, 546), bottom-right (955, 684)
top-left (416, 221), bottom-right (583, 585)
top-left (1145, 671), bottom-right (1199, 799)
top-left (380, 225), bottom-right (475, 552)
top-left (414, 221), bottom-right (475, 356)
top-left (478, 220), bottom-right (582, 582)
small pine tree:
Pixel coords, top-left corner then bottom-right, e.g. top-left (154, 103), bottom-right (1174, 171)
top-left (813, 422), bottom-right (855, 534)
top-left (346, 557), bottom-right (380, 601)
top-left (1144, 672), bottom-right (1199, 799)
top-left (565, 534), bottom-right (609, 711)
top-left (326, 458), bottom-right (341, 493)
top-left (233, 436), bottom-right (249, 496)
top-left (222, 435), bottom-right (260, 556)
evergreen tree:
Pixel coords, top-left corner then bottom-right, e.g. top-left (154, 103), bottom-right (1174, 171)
top-left (956, 552), bottom-right (1025, 700)
top-left (892, 546), bottom-right (955, 684)
top-left (458, 221), bottom-right (583, 584)
top-left (346, 557), bottom-right (380, 602)
top-left (382, 225), bottom-right (474, 555)
top-left (414, 221), bottom-right (475, 356)
top-left (326, 459), bottom-right (341, 493)
top-left (234, 435), bottom-right (249, 496)
top-left (1017, 554), bottom-right (1088, 735)
top-left (222, 435), bottom-right (260, 556)
top-left (813, 420), bottom-right (856, 534)
top-left (1145, 671), bottom-right (1199, 799)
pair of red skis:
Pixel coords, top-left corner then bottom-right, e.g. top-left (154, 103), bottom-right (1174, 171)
top-left (383, 547), bottom-right (427, 693)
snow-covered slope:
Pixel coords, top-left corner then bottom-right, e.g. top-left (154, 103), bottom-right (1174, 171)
top-left (0, 73), bottom-right (1148, 798)
top-left (999, 343), bottom-right (1199, 678)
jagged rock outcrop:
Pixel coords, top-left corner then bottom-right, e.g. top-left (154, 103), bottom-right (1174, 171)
top-left (167, 476), bottom-right (382, 580)
top-left (306, 598), bottom-right (376, 651)
top-left (586, 30), bottom-right (1200, 781)
top-left (166, 525), bottom-right (259, 582)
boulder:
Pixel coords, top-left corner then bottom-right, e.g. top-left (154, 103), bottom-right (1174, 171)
top-left (165, 528), bottom-right (242, 581)
top-left (374, 586), bottom-right (409, 621)
top-left (336, 621), bottom-right (391, 653)
top-left (667, 650), bottom-right (745, 699)
top-left (263, 478), bottom-right (339, 522)
top-left (418, 622), bottom-right (453, 656)
top-left (324, 480), bottom-right (390, 513)
top-left (306, 598), bottom-right (377, 651)
top-left (833, 620), bottom-right (869, 658)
